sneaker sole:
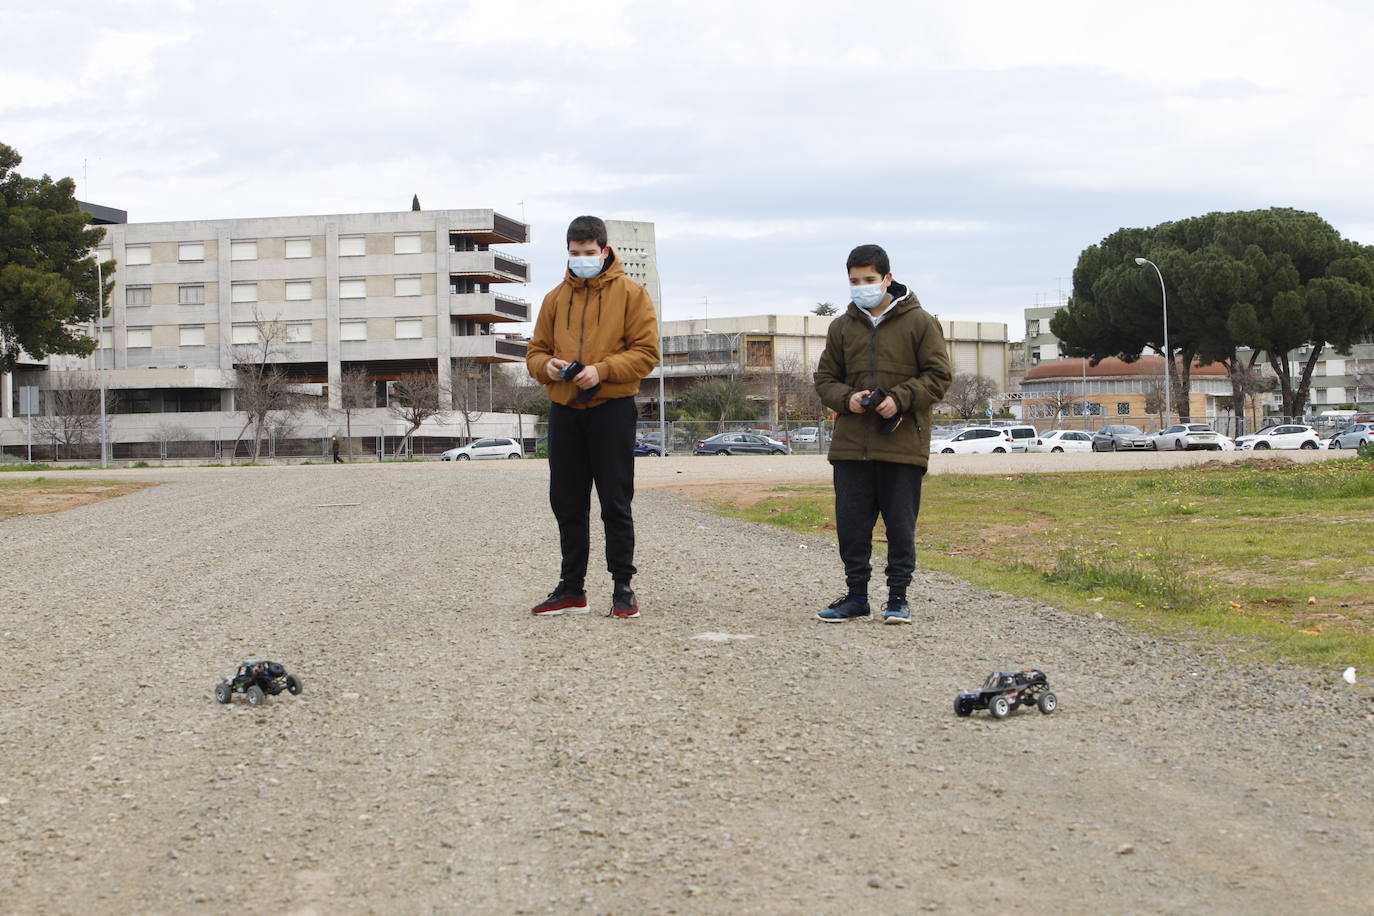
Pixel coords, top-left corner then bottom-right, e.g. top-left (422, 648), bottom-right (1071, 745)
top-left (883, 615), bottom-right (912, 625)
top-left (816, 614), bottom-right (871, 623)
top-left (611, 610), bottom-right (640, 619)
top-left (531, 604), bottom-right (590, 617)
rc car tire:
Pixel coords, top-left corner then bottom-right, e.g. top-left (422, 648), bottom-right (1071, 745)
top-left (285, 674), bottom-right (303, 695)
top-left (989, 695), bottom-right (1011, 719)
top-left (214, 682), bottom-right (232, 704)
top-left (954, 697), bottom-right (973, 717)
top-left (1037, 691), bottom-right (1058, 714)
top-left (246, 685), bottom-right (266, 706)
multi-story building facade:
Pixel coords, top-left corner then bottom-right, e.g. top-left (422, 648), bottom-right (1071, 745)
top-left (1024, 304), bottom-right (1065, 367)
top-left (23, 207), bottom-right (529, 415)
top-left (605, 220), bottom-right (660, 311)
top-left (651, 314), bottom-right (1011, 421)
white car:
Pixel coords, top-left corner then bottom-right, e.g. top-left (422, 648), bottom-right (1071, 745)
top-left (790, 426), bottom-right (827, 445)
top-left (1234, 425), bottom-right (1322, 451)
top-left (1151, 423), bottom-right (1223, 451)
top-left (932, 426), bottom-right (1017, 455)
top-left (1000, 425), bottom-right (1039, 453)
top-left (441, 437), bottom-right (524, 460)
top-left (1027, 429), bottom-right (1094, 453)
top-left (1328, 423), bottom-right (1374, 449)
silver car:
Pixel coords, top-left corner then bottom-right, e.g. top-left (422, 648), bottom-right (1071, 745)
top-left (1151, 424), bottom-right (1223, 451)
top-left (1328, 423), bottom-right (1374, 449)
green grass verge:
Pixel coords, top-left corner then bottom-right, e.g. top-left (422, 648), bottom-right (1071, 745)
top-left (712, 457), bottom-right (1374, 670)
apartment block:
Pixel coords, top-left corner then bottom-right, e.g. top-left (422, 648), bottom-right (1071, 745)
top-left (605, 219), bottom-right (661, 311)
top-left (27, 207), bottom-right (529, 415)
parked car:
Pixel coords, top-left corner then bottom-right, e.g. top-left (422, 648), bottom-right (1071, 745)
top-left (931, 426), bottom-right (1016, 455)
top-left (1027, 429), bottom-right (1094, 453)
top-left (1355, 412), bottom-right (1374, 425)
top-left (1091, 425), bottom-right (1154, 452)
top-left (1234, 424), bottom-right (1322, 450)
top-left (1328, 423), bottom-right (1374, 449)
top-left (1002, 425), bottom-right (1038, 453)
top-left (789, 426), bottom-right (828, 445)
top-left (1150, 423), bottom-right (1223, 451)
top-left (693, 432), bottom-right (790, 455)
top-left (441, 437), bottom-right (524, 460)
top-left (633, 439), bottom-right (665, 456)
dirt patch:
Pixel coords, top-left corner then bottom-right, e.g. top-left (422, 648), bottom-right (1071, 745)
top-left (0, 482), bottom-right (155, 520)
top-left (657, 479), bottom-right (826, 509)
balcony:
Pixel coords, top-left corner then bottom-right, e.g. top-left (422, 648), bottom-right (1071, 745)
top-left (449, 250), bottom-right (529, 283)
top-left (448, 212), bottom-right (528, 246)
top-left (449, 292), bottom-right (530, 323)
top-left (451, 335), bottom-right (528, 363)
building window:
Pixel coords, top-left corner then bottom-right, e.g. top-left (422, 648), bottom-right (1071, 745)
top-left (179, 284), bottom-right (205, 305)
top-left (127, 327), bottom-right (153, 348)
top-left (340, 320), bottom-right (367, 341)
top-left (124, 245), bottom-right (152, 265)
top-left (286, 322), bottom-right (313, 343)
top-left (395, 318), bottom-right (422, 339)
top-left (285, 280), bottom-right (313, 301)
top-left (232, 324), bottom-right (260, 345)
top-left (179, 242), bottom-right (205, 262)
top-left (1027, 319), bottom-right (1040, 338)
top-left (230, 240), bottom-right (258, 261)
top-left (394, 276), bottom-right (421, 297)
top-left (179, 325), bottom-right (205, 347)
top-left (339, 236), bottom-right (366, 257)
top-left (99, 328), bottom-right (113, 348)
top-left (394, 233), bottom-right (421, 255)
top-left (339, 278), bottom-right (366, 299)
top-left (231, 282), bottom-right (257, 303)
top-left (285, 238), bottom-right (312, 259)
top-left (1117, 402), bottom-right (1131, 415)
top-left (126, 286), bottom-right (152, 306)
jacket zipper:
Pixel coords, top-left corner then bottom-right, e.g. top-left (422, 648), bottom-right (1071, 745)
top-left (864, 320), bottom-right (878, 460)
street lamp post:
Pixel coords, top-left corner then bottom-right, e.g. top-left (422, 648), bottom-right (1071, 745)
top-left (1134, 257), bottom-right (1171, 423)
top-left (95, 258), bottom-right (109, 468)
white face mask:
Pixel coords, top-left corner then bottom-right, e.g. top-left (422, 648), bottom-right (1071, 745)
top-left (569, 255), bottom-right (602, 278)
top-left (850, 283), bottom-right (885, 310)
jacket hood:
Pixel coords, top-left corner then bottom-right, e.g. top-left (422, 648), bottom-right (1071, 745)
top-left (844, 280), bottom-right (918, 321)
top-left (563, 246), bottom-right (626, 287)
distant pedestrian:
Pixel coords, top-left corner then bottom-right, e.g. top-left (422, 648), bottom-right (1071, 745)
top-left (526, 215), bottom-right (660, 619)
top-left (332, 436), bottom-right (343, 463)
top-left (813, 244), bottom-right (953, 624)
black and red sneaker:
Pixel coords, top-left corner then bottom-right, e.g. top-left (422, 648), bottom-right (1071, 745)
top-left (531, 581), bottom-right (588, 616)
top-left (610, 583), bottom-right (640, 619)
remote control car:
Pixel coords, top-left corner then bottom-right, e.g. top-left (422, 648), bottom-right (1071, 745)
top-left (214, 659), bottom-right (302, 706)
top-left (954, 669), bottom-right (1056, 719)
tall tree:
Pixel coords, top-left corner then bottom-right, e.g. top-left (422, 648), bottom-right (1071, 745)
top-left (411, 194), bottom-right (421, 211)
top-left (450, 358), bottom-right (488, 442)
top-left (32, 375), bottom-right (111, 460)
top-left (942, 373), bottom-right (998, 420)
top-left (677, 377), bottom-right (753, 431)
top-left (0, 142), bottom-right (112, 372)
top-left (233, 310), bottom-right (305, 461)
top-left (336, 367), bottom-right (374, 457)
top-left (812, 301), bottom-right (838, 316)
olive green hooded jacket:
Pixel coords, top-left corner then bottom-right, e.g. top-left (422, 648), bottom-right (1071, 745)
top-left (813, 283), bottom-right (953, 467)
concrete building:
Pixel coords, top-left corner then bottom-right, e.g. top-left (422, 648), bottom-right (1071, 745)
top-left (650, 314), bottom-right (1011, 421)
top-left (605, 220), bottom-right (660, 311)
top-left (1020, 356), bottom-right (1231, 428)
top-left (1024, 304), bottom-right (1065, 367)
top-left (19, 207), bottom-right (530, 416)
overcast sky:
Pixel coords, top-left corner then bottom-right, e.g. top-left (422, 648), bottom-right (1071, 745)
top-left (5, 0), bottom-right (1373, 336)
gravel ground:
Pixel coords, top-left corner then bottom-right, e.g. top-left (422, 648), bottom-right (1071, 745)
top-left (2, 456), bottom-right (1371, 914)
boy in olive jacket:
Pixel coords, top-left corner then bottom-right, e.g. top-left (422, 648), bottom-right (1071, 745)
top-left (526, 215), bottom-right (660, 619)
top-left (813, 244), bottom-right (952, 623)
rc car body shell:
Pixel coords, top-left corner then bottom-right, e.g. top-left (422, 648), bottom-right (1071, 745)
top-left (955, 669), bottom-right (1056, 718)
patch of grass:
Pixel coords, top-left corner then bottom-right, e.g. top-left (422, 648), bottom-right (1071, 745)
top-left (0, 463), bottom-right (96, 472)
top-left (709, 459), bottom-right (1374, 670)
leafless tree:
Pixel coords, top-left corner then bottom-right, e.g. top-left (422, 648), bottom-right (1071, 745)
top-left (233, 309), bottom-right (306, 461)
top-left (389, 372), bottom-right (447, 457)
top-left (450, 358), bottom-right (487, 443)
top-left (152, 421), bottom-right (199, 459)
top-left (942, 373), bottom-right (999, 420)
top-left (335, 368), bottom-right (374, 457)
top-left (1037, 389), bottom-right (1080, 425)
top-left (774, 354), bottom-right (824, 421)
top-left (33, 375), bottom-right (111, 459)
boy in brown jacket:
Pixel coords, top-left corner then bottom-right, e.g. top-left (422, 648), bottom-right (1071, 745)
top-left (813, 244), bottom-right (952, 624)
top-left (526, 216), bottom-right (660, 618)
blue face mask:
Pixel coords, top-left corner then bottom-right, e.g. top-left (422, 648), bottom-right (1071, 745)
top-left (850, 283), bottom-right (885, 310)
top-left (569, 255), bottom-right (602, 279)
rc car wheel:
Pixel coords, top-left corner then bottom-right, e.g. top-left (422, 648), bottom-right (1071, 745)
top-left (954, 696), bottom-right (973, 717)
top-left (989, 695), bottom-right (1011, 719)
top-left (285, 674), bottom-right (303, 695)
top-left (1037, 691), bottom-right (1058, 714)
top-left (214, 682), bottom-right (232, 704)
top-left (246, 685), bottom-right (266, 706)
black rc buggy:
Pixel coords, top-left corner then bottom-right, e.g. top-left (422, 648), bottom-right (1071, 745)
top-left (215, 659), bottom-right (303, 706)
top-left (954, 670), bottom-right (1056, 719)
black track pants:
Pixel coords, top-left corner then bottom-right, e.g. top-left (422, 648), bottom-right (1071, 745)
top-left (832, 460), bottom-right (926, 597)
top-left (548, 397), bottom-right (638, 587)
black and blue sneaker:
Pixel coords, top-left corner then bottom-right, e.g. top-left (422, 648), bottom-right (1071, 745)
top-left (883, 596), bottom-right (912, 625)
top-left (817, 595), bottom-right (871, 623)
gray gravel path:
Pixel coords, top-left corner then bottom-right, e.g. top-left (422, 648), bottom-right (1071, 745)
top-left (1, 459), bottom-right (1371, 914)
